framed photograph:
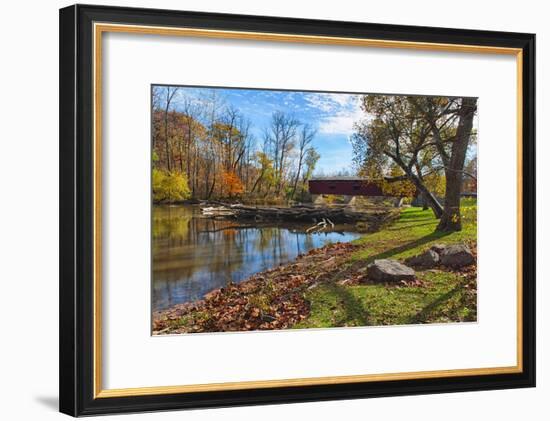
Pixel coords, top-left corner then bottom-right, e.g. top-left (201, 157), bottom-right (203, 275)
top-left (59, 4), bottom-right (535, 416)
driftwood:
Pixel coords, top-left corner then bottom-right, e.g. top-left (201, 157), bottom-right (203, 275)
top-left (305, 218), bottom-right (335, 233)
top-left (200, 203), bottom-right (399, 230)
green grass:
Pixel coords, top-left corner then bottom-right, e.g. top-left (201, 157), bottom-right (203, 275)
top-left (352, 203), bottom-right (476, 263)
top-left (295, 203), bottom-right (477, 328)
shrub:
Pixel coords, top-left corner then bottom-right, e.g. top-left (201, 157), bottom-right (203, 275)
top-left (153, 169), bottom-right (191, 202)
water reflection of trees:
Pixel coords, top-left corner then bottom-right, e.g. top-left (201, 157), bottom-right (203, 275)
top-left (152, 205), bottom-right (360, 311)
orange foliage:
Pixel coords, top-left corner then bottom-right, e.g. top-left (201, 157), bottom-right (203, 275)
top-left (221, 170), bottom-right (244, 197)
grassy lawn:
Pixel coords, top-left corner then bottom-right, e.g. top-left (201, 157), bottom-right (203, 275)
top-left (295, 201), bottom-right (477, 328)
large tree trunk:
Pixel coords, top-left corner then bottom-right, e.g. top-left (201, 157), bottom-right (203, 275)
top-left (437, 97), bottom-right (477, 231)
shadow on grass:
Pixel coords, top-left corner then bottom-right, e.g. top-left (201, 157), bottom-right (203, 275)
top-left (393, 216), bottom-right (435, 223)
top-left (325, 283), bottom-right (370, 326)
top-left (407, 283), bottom-right (465, 324)
top-left (386, 222), bottom-right (436, 231)
top-left (361, 230), bottom-right (453, 264)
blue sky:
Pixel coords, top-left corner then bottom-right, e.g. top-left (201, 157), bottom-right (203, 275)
top-left (167, 86), bottom-right (363, 175)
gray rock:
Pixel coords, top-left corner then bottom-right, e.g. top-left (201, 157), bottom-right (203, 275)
top-left (440, 244), bottom-right (475, 268)
top-left (406, 249), bottom-right (440, 267)
top-left (367, 259), bottom-right (415, 282)
top-left (430, 244), bottom-right (447, 255)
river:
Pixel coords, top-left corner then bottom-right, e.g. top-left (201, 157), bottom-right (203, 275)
top-left (152, 205), bottom-right (361, 312)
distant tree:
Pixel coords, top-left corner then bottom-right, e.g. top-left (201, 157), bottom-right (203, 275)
top-left (250, 152), bottom-right (275, 195)
top-left (302, 148), bottom-right (320, 183)
top-left (151, 88), bottom-right (325, 204)
top-left (178, 96), bottom-right (204, 192)
top-left (291, 124), bottom-right (317, 199)
top-left (264, 111), bottom-right (300, 195)
top-left (463, 156), bottom-right (477, 193)
top-left (162, 87), bottom-right (179, 172)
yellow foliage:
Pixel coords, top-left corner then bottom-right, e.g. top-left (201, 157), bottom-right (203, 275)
top-left (381, 166), bottom-right (416, 197)
top-left (424, 172), bottom-right (446, 197)
top-left (153, 169), bottom-right (191, 202)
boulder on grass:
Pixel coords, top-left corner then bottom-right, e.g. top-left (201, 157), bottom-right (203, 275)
top-left (430, 244), bottom-right (447, 255)
top-left (367, 259), bottom-right (415, 282)
top-left (406, 249), bottom-right (440, 268)
top-left (440, 244), bottom-right (474, 268)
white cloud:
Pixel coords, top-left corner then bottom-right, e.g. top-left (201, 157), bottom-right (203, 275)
top-left (303, 92), bottom-right (357, 113)
top-left (315, 95), bottom-right (365, 135)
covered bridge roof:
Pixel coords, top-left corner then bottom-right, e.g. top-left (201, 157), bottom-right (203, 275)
top-left (308, 177), bottom-right (385, 196)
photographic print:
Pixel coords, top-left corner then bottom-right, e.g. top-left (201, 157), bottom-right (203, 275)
top-left (59, 7), bottom-right (535, 415)
top-left (151, 86), bottom-right (478, 335)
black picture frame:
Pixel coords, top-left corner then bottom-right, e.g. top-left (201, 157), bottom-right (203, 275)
top-left (59, 4), bottom-right (536, 417)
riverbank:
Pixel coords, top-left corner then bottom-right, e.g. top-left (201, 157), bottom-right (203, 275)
top-left (152, 205), bottom-right (477, 334)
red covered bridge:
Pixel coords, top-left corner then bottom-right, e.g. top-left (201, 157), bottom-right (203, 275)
top-left (308, 177), bottom-right (384, 196)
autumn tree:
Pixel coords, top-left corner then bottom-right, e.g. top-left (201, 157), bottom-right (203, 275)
top-left (151, 87), bottom-right (321, 203)
top-left (302, 148), bottom-right (320, 183)
top-left (352, 95), bottom-right (444, 218)
top-left (435, 98), bottom-right (477, 231)
top-left (352, 94), bottom-right (477, 231)
top-left (409, 96), bottom-right (478, 231)
top-left (462, 157), bottom-right (477, 193)
top-left (162, 86), bottom-right (179, 172)
top-left (178, 96), bottom-right (204, 195)
top-left (152, 169), bottom-right (191, 203)
top-left (264, 111), bottom-right (300, 195)
top-left (381, 165), bottom-right (416, 198)
top-left (221, 170), bottom-right (244, 197)
top-left (202, 89), bottom-right (224, 199)
top-left (250, 152), bottom-right (275, 196)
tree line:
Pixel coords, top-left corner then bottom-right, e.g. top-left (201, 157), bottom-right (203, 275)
top-left (152, 86), bottom-right (320, 203)
top-left (152, 87), bottom-right (477, 232)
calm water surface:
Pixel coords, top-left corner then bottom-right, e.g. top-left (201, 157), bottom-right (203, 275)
top-left (153, 205), bottom-right (361, 312)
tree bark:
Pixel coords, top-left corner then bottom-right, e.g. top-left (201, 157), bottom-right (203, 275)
top-left (290, 153), bottom-right (303, 200)
top-left (437, 97), bottom-right (477, 231)
top-left (387, 158), bottom-right (444, 218)
top-left (407, 171), bottom-right (444, 218)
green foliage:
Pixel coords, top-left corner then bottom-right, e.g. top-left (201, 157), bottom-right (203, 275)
top-left (303, 148), bottom-right (320, 181)
top-left (152, 169), bottom-right (191, 202)
top-left (255, 151), bottom-right (275, 192)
